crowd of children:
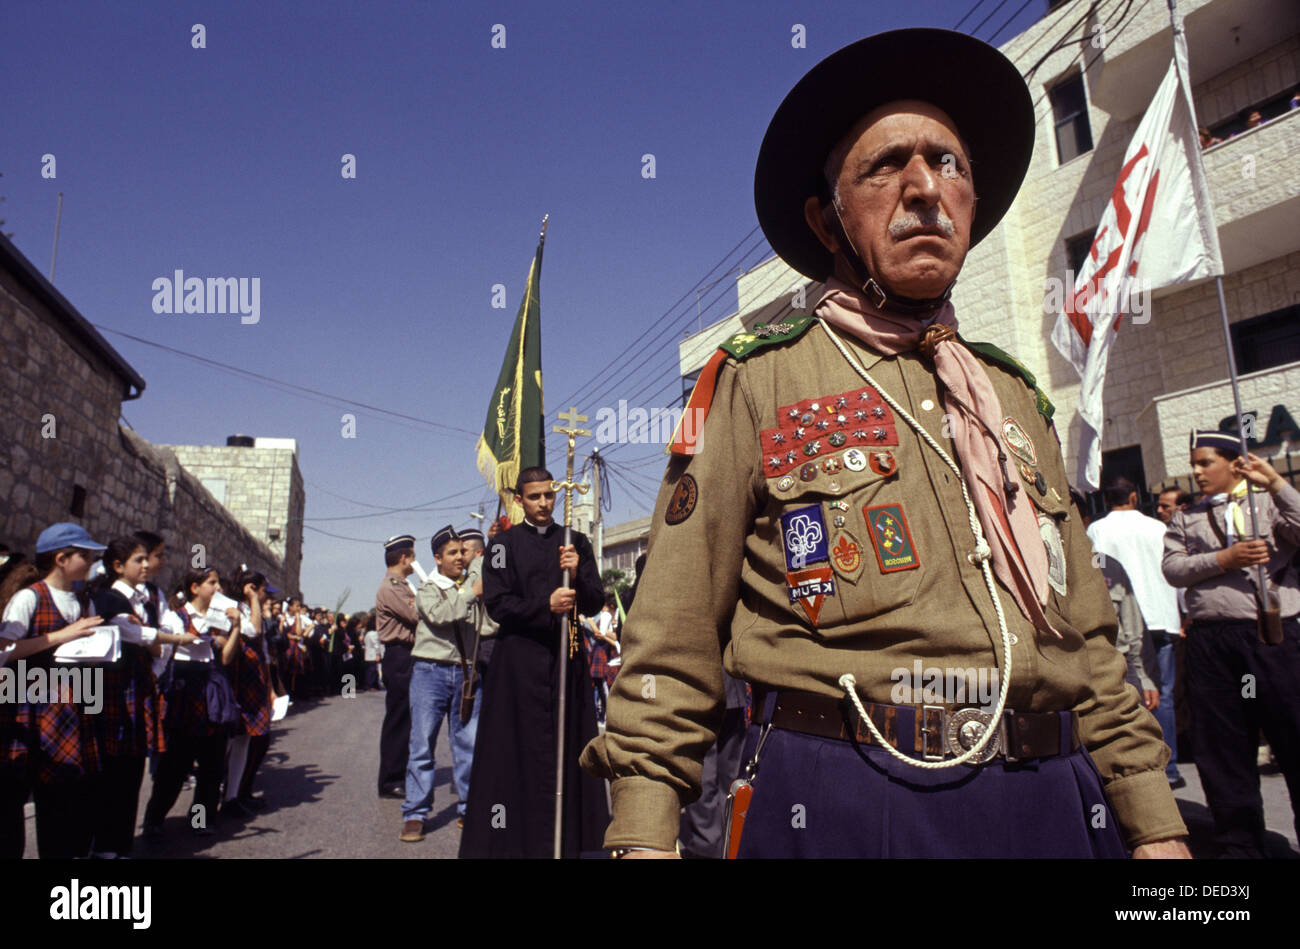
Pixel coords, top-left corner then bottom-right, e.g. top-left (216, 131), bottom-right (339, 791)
top-left (0, 522), bottom-right (290, 858)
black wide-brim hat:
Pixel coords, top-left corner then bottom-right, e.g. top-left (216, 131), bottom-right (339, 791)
top-left (754, 28), bottom-right (1035, 282)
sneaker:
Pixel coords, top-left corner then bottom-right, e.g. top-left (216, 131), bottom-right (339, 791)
top-left (379, 785), bottom-right (404, 799)
top-left (400, 819), bottom-right (425, 842)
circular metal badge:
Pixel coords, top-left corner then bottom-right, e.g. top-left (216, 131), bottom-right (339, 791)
top-left (842, 448), bottom-right (867, 471)
top-left (776, 475), bottom-right (795, 493)
top-left (799, 462), bottom-right (819, 482)
top-left (945, 708), bottom-right (1000, 764)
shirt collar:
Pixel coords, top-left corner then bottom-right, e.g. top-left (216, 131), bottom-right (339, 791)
top-left (113, 579), bottom-right (146, 602)
top-left (522, 518), bottom-right (556, 535)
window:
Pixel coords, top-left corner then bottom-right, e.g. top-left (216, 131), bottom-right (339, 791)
top-left (1049, 73), bottom-right (1093, 164)
top-left (1098, 445), bottom-right (1151, 515)
top-left (202, 478), bottom-right (228, 505)
top-left (1230, 305), bottom-right (1300, 375)
top-left (1065, 231), bottom-right (1095, 274)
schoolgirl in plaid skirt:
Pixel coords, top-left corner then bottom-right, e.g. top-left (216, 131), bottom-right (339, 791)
top-left (222, 569), bottom-right (273, 818)
top-left (142, 566), bottom-right (242, 838)
top-left (88, 537), bottom-right (167, 857)
top-left (0, 523), bottom-right (110, 858)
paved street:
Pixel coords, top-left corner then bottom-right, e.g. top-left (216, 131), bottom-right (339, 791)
top-left (23, 689), bottom-right (464, 859)
top-left (20, 689), bottom-right (1298, 858)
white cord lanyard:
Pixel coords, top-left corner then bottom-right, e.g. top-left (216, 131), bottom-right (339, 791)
top-left (818, 319), bottom-right (1013, 769)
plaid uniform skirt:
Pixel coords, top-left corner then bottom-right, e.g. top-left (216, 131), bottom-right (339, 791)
top-left (584, 637), bottom-right (619, 689)
top-left (10, 697), bottom-right (102, 785)
top-left (284, 641), bottom-right (307, 677)
top-left (92, 643), bottom-right (156, 759)
top-left (163, 663), bottom-right (223, 739)
top-left (235, 641), bottom-right (272, 737)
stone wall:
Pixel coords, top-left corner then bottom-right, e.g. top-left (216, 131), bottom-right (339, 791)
top-left (1, 264), bottom-right (289, 596)
top-left (161, 444), bottom-right (304, 592)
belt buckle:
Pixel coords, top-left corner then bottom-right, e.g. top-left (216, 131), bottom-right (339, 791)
top-left (920, 705), bottom-right (945, 761)
top-left (945, 707), bottom-right (1001, 764)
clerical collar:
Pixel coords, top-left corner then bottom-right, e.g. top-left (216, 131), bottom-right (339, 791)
top-left (522, 519), bottom-right (555, 534)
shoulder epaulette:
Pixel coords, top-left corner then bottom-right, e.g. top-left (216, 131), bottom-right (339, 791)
top-left (719, 312), bottom-right (818, 360)
top-left (668, 313), bottom-right (818, 456)
top-left (961, 338), bottom-right (1055, 423)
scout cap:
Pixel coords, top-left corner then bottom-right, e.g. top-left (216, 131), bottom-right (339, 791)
top-left (430, 525), bottom-right (460, 556)
top-left (459, 528), bottom-right (485, 545)
top-left (384, 534), bottom-right (416, 554)
top-left (1190, 429), bottom-right (1245, 458)
top-left (754, 27), bottom-right (1035, 282)
top-left (36, 522), bottom-right (109, 555)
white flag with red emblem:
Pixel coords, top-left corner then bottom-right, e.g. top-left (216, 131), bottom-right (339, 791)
top-left (1050, 34), bottom-right (1223, 490)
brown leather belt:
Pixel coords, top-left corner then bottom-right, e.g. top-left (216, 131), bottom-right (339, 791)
top-left (756, 689), bottom-right (1080, 764)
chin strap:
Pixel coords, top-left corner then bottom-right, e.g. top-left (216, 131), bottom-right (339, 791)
top-left (826, 199), bottom-right (955, 315)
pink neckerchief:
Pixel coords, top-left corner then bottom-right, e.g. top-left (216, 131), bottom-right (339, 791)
top-left (815, 277), bottom-right (1060, 638)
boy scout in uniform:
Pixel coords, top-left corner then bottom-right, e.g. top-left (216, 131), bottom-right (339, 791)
top-left (580, 28), bottom-right (1188, 858)
top-left (1163, 431), bottom-right (1300, 857)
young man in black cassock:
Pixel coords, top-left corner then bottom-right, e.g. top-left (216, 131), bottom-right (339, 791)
top-left (459, 467), bottom-right (609, 857)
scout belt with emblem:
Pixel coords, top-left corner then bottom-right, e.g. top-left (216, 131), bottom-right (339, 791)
top-left (755, 689), bottom-right (1079, 764)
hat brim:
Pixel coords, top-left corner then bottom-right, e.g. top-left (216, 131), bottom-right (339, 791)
top-left (754, 28), bottom-right (1035, 282)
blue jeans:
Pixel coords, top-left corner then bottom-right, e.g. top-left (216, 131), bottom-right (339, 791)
top-left (403, 660), bottom-right (480, 821)
top-left (1153, 635), bottom-right (1181, 780)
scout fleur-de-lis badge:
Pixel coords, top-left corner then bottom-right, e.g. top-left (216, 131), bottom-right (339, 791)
top-left (780, 505), bottom-right (829, 572)
top-left (830, 530), bottom-right (864, 583)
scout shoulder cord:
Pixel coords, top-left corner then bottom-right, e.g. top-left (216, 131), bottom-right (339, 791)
top-left (818, 318), bottom-right (1013, 770)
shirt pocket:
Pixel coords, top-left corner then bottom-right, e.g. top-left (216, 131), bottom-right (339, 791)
top-left (767, 450), bottom-right (922, 632)
top-left (1016, 471), bottom-right (1071, 612)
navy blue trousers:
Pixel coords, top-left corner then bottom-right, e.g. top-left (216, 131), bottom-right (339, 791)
top-left (735, 724), bottom-right (1128, 858)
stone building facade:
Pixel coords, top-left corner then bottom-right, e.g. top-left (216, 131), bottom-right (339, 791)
top-left (678, 0), bottom-right (1300, 502)
top-left (161, 440), bottom-right (305, 593)
top-left (0, 232), bottom-right (296, 594)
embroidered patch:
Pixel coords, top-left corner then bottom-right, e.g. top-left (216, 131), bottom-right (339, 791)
top-left (864, 504), bottom-right (920, 573)
top-left (1039, 512), bottom-right (1067, 597)
top-left (1001, 416), bottom-right (1037, 466)
top-left (830, 530), bottom-right (865, 583)
top-left (759, 388), bottom-right (899, 477)
top-left (781, 504), bottom-right (829, 571)
top-left (869, 450), bottom-right (897, 477)
top-left (664, 474), bottom-right (698, 525)
top-left (786, 566), bottom-right (835, 625)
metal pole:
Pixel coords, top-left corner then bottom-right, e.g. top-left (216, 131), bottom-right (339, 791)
top-left (591, 449), bottom-right (603, 568)
top-left (49, 191), bottom-right (63, 281)
top-left (1212, 276), bottom-right (1269, 600)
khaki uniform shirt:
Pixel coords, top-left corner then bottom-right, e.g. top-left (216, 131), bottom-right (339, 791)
top-left (412, 573), bottom-right (475, 663)
top-left (466, 557), bottom-right (498, 640)
top-left (580, 321), bottom-right (1185, 851)
top-left (1162, 482), bottom-right (1300, 621)
top-left (374, 572), bottom-right (417, 645)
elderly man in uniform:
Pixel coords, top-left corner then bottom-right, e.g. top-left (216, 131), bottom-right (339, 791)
top-left (581, 29), bottom-right (1188, 858)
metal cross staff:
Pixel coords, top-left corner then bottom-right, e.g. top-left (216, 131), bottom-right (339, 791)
top-left (551, 406), bottom-right (590, 859)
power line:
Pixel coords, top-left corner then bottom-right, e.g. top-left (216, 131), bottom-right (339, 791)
top-left (94, 324), bottom-right (480, 439)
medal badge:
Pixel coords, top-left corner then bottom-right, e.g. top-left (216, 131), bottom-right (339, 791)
top-left (1001, 416), bottom-right (1037, 466)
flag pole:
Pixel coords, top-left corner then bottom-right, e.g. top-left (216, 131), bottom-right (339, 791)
top-left (1169, 0), bottom-right (1274, 616)
top-left (550, 407), bottom-right (590, 858)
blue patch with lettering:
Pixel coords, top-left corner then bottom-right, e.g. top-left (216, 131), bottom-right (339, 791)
top-left (780, 504), bottom-right (830, 571)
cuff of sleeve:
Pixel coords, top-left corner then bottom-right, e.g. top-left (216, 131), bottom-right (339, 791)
top-left (1105, 768), bottom-right (1188, 849)
top-left (602, 776), bottom-right (683, 852)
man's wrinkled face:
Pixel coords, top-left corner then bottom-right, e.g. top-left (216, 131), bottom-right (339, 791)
top-left (808, 100), bottom-right (975, 300)
top-left (1156, 490), bottom-right (1181, 524)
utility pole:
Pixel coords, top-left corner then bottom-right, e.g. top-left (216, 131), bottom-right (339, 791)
top-left (590, 448), bottom-right (603, 570)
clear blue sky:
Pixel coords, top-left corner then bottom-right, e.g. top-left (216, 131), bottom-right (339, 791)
top-left (2, 0), bottom-right (1051, 607)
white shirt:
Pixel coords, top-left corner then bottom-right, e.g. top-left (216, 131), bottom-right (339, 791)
top-left (1, 584), bottom-right (81, 641)
top-left (1087, 509), bottom-right (1181, 633)
top-left (108, 579), bottom-right (158, 645)
top-left (596, 611), bottom-right (614, 636)
top-left (164, 603), bottom-right (214, 662)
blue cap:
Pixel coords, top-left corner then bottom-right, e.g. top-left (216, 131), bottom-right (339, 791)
top-left (266, 583), bottom-right (281, 595)
top-left (35, 522), bottom-right (108, 555)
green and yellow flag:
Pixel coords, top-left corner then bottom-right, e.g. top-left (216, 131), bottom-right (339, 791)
top-left (475, 219), bottom-right (547, 521)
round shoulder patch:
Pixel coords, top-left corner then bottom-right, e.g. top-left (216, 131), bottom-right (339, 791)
top-left (664, 474), bottom-right (699, 525)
